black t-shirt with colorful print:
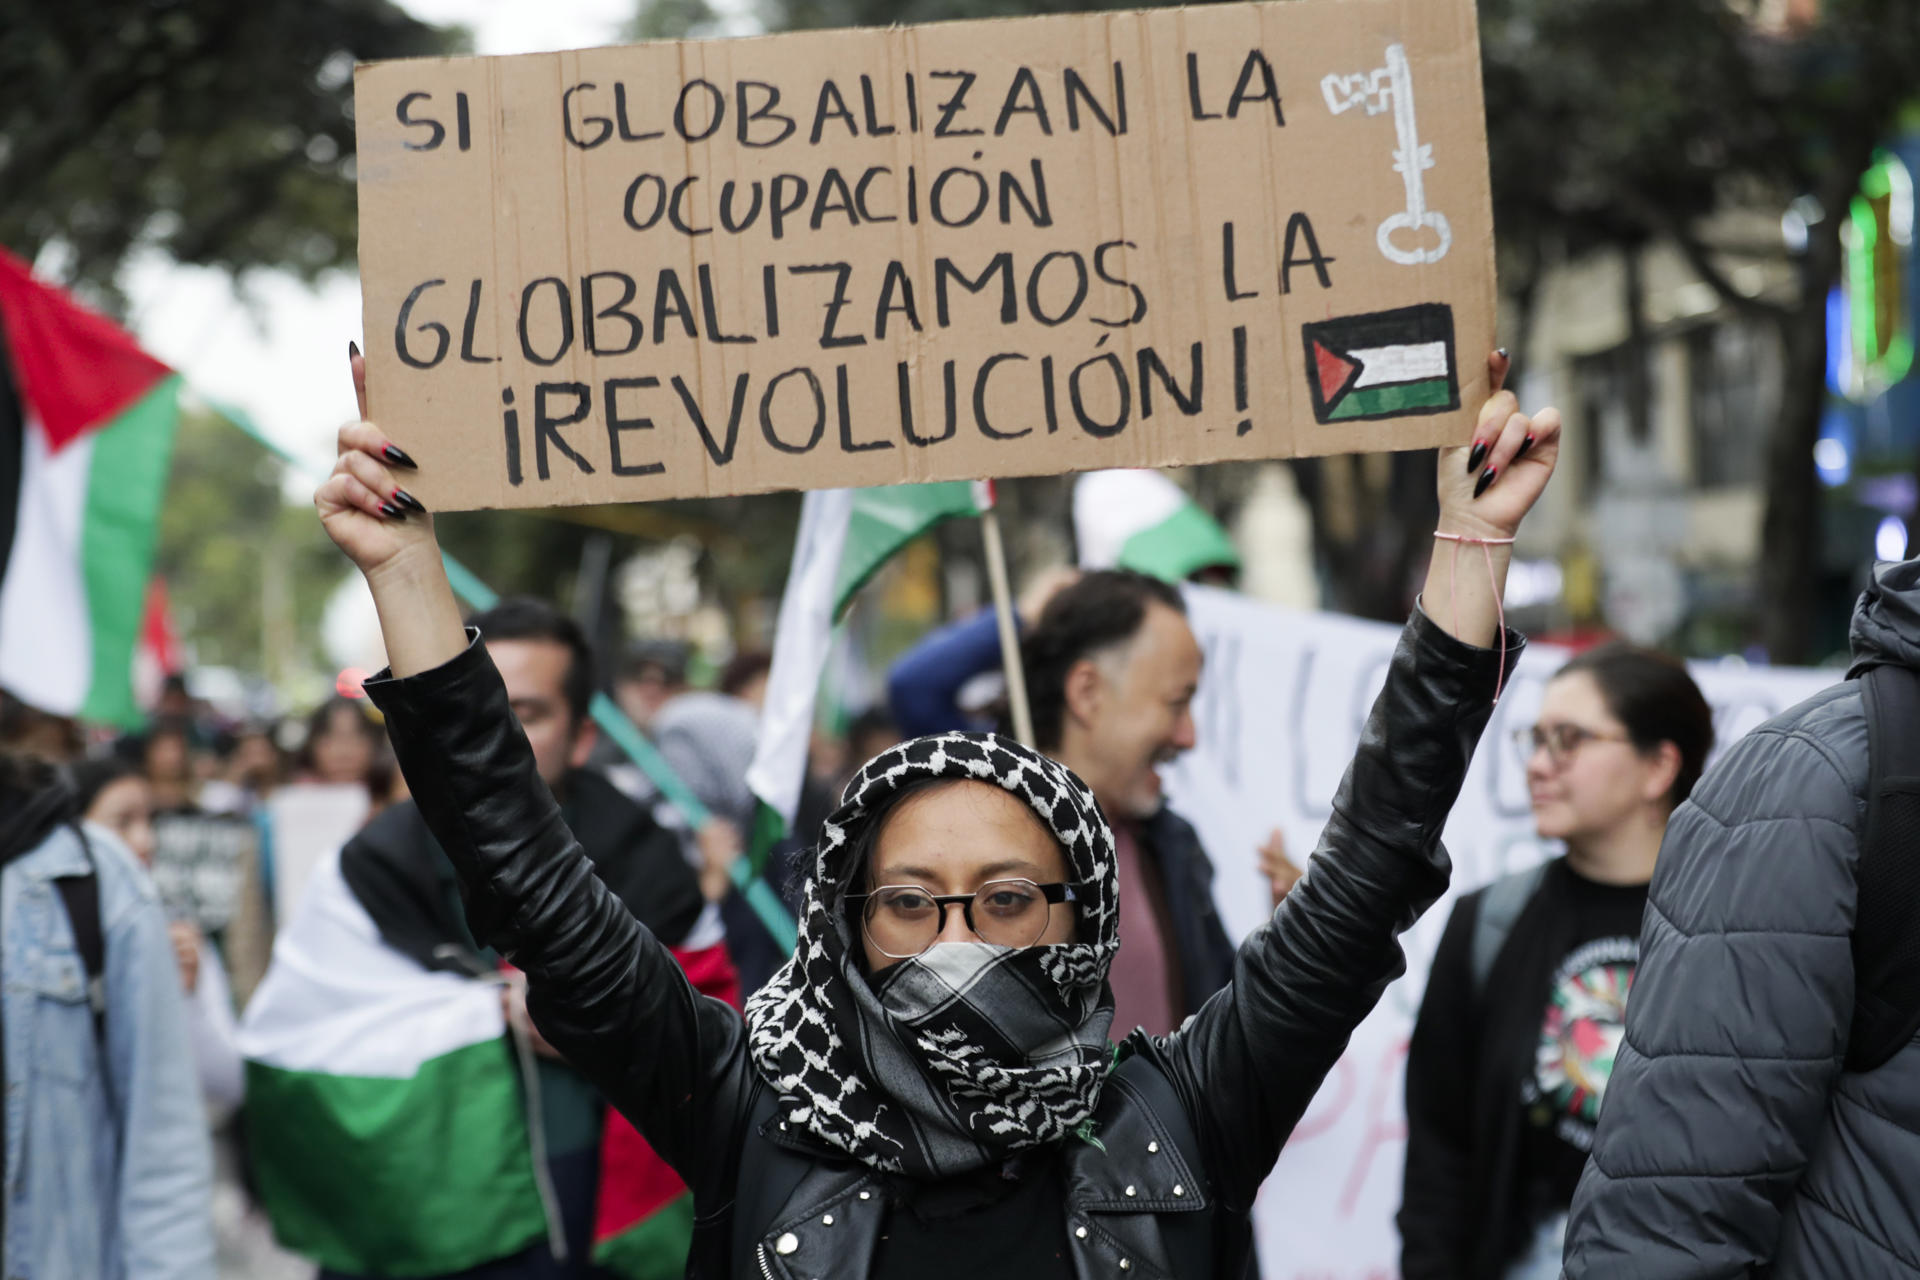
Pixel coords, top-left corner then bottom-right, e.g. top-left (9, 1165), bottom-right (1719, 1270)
top-left (1513, 860), bottom-right (1648, 1219)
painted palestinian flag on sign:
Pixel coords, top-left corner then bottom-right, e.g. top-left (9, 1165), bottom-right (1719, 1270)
top-left (1303, 303), bottom-right (1460, 424)
top-left (0, 249), bottom-right (179, 726)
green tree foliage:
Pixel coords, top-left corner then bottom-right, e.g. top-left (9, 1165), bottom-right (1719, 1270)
top-left (767, 0), bottom-right (1116, 31)
top-left (154, 406), bottom-right (343, 680)
top-left (0, 0), bottom-right (459, 308)
top-left (627, 0), bottom-right (724, 41)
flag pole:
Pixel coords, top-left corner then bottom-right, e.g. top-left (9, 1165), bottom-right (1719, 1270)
top-left (978, 489), bottom-right (1035, 748)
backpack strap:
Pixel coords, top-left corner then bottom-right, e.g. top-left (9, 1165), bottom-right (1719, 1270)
top-left (1470, 861), bottom-right (1549, 998)
top-left (51, 824), bottom-right (107, 1050)
top-left (1846, 663), bottom-right (1920, 1073)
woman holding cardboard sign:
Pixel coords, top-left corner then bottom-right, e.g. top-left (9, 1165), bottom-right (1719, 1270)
top-left (318, 348), bottom-right (1558, 1280)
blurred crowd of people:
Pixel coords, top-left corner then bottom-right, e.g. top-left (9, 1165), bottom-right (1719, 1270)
top-left (0, 673), bottom-right (412, 1278)
top-left (0, 602), bottom-right (926, 1280)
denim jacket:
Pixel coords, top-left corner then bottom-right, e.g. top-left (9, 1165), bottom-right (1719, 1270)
top-left (2, 822), bottom-right (215, 1279)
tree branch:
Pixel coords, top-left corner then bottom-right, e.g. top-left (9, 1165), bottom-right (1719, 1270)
top-left (1606, 182), bottom-right (1788, 322)
top-left (1668, 226), bottom-right (1790, 322)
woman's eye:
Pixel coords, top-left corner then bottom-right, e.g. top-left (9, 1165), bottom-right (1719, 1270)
top-left (984, 890), bottom-right (1037, 912)
top-left (884, 892), bottom-right (934, 913)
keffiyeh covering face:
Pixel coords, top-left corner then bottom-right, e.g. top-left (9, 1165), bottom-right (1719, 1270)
top-left (745, 733), bottom-right (1120, 1179)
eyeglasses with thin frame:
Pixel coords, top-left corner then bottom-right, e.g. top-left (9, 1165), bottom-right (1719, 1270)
top-left (1512, 722), bottom-right (1632, 769)
top-left (848, 878), bottom-right (1081, 959)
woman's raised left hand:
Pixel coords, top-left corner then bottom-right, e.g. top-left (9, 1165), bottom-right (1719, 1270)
top-left (1436, 351), bottom-right (1563, 541)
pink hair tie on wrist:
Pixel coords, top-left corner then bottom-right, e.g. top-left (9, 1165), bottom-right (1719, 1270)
top-left (1433, 530), bottom-right (1517, 704)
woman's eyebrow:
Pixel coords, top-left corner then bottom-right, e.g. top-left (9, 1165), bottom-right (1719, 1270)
top-left (873, 864), bottom-right (942, 883)
top-left (974, 859), bottom-right (1049, 880)
top-left (872, 858), bottom-right (1049, 884)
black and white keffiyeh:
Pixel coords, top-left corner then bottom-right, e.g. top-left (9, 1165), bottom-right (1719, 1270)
top-left (744, 733), bottom-right (1119, 1179)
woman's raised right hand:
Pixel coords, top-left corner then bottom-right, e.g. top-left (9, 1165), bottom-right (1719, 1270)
top-left (314, 346), bottom-right (467, 679)
top-left (314, 346), bottom-right (438, 583)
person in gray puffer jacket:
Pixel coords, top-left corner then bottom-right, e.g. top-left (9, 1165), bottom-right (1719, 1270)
top-left (1563, 556), bottom-right (1920, 1278)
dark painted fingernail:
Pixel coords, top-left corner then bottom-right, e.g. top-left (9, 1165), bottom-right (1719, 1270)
top-left (1466, 440), bottom-right (1489, 474)
top-left (1474, 466), bottom-right (1498, 499)
top-left (348, 339), bottom-right (361, 358)
top-left (1516, 434), bottom-right (1536, 459)
top-left (378, 501), bottom-right (405, 519)
top-left (383, 444), bottom-right (418, 469)
top-left (392, 488), bottom-right (427, 514)
top-left (1495, 348), bottom-right (1510, 362)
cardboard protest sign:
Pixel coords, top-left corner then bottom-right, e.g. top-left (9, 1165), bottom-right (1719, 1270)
top-left (354, 0), bottom-right (1494, 511)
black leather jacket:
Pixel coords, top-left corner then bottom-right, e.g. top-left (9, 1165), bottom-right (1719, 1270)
top-left (365, 607), bottom-right (1516, 1279)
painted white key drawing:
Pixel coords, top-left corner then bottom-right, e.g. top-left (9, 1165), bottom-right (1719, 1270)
top-left (1321, 43), bottom-right (1452, 267)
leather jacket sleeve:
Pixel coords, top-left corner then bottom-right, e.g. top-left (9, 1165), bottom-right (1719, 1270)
top-left (364, 632), bottom-right (755, 1196)
top-left (1158, 605), bottom-right (1518, 1214)
top-left (1397, 893), bottom-right (1481, 1280)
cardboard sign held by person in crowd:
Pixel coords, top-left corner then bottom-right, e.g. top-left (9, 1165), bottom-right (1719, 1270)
top-left (354, 0), bottom-right (1494, 511)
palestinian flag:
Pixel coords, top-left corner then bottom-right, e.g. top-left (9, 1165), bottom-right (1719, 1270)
top-left (132, 577), bottom-right (185, 710)
top-left (1303, 303), bottom-right (1460, 424)
top-left (1073, 469), bottom-right (1239, 583)
top-left (591, 937), bottom-right (741, 1280)
top-left (833, 481), bottom-right (990, 620)
top-left (237, 853), bottom-right (554, 1275)
top-left (0, 249), bottom-right (179, 727)
top-left (744, 482), bottom-right (990, 877)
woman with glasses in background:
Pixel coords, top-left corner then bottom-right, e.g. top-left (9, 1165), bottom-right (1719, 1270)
top-left (1398, 644), bottom-right (1715, 1280)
